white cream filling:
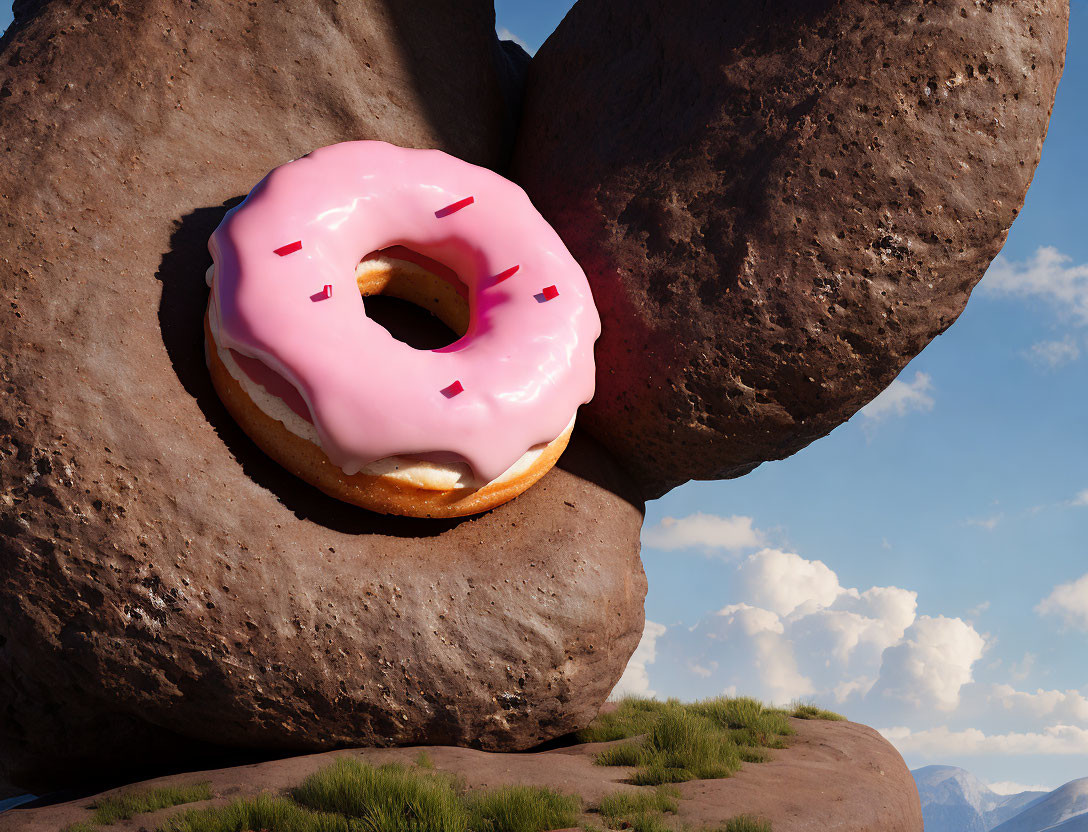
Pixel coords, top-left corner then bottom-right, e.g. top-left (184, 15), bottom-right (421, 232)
top-left (207, 266), bottom-right (568, 491)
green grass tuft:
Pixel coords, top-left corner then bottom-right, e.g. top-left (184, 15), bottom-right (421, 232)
top-left (161, 758), bottom-right (582, 832)
top-left (634, 708), bottom-right (742, 784)
top-left (689, 698), bottom-right (794, 749)
top-left (291, 757), bottom-right (469, 831)
top-left (623, 813), bottom-right (672, 832)
top-left (576, 696), bottom-right (672, 743)
top-left (61, 823), bottom-right (101, 832)
top-left (465, 785), bottom-right (581, 832)
top-left (597, 786), bottom-right (680, 822)
top-left (413, 751), bottom-right (435, 769)
top-left (595, 740), bottom-right (647, 768)
top-left (718, 814), bottom-right (773, 831)
top-left (587, 696), bottom-right (807, 786)
top-left (595, 706), bottom-right (741, 786)
top-left (89, 782), bottom-right (212, 825)
top-left (789, 702), bottom-right (845, 721)
top-left (160, 792), bottom-right (350, 832)
top-left (736, 747), bottom-right (770, 764)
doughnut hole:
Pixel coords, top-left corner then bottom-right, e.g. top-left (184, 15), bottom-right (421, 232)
top-left (356, 246), bottom-right (469, 350)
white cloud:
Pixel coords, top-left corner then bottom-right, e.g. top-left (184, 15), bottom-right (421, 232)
top-left (872, 616), bottom-right (988, 711)
top-left (614, 521), bottom-right (1086, 781)
top-left (969, 601), bottom-right (992, 617)
top-left (610, 620), bottom-right (666, 699)
top-left (988, 780), bottom-right (1055, 796)
top-left (881, 724), bottom-right (1088, 756)
top-left (1072, 490), bottom-right (1088, 507)
top-left (985, 246), bottom-right (1088, 324)
top-left (713, 603), bottom-right (785, 636)
top-left (1026, 336), bottom-right (1081, 368)
top-left (704, 603), bottom-right (815, 704)
top-left (1036, 573), bottom-right (1088, 631)
top-left (496, 26), bottom-right (534, 55)
top-left (642, 513), bottom-right (762, 553)
top-left (834, 587), bottom-right (921, 658)
top-left (990, 684), bottom-right (1088, 725)
top-left (738, 549), bottom-right (841, 616)
top-left (859, 371), bottom-right (935, 423)
top-left (967, 514), bottom-right (1003, 531)
top-left (641, 549), bottom-right (944, 710)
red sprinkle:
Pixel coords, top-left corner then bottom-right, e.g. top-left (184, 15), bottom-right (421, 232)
top-left (435, 196), bottom-right (475, 218)
top-left (541, 284), bottom-right (560, 300)
top-left (274, 240), bottom-right (303, 256)
top-left (310, 285), bottom-right (333, 302)
top-left (441, 380), bottom-right (464, 398)
top-left (493, 265), bottom-right (520, 283)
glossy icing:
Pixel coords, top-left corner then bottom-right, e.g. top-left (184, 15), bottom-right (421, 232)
top-left (207, 141), bottom-right (600, 484)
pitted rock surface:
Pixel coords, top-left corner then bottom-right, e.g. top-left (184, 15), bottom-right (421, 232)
top-left (0, 0), bottom-right (644, 792)
top-left (512, 0), bottom-right (1069, 499)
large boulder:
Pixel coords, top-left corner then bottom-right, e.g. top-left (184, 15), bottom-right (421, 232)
top-left (0, 0), bottom-right (645, 792)
top-left (512, 0), bottom-right (1069, 499)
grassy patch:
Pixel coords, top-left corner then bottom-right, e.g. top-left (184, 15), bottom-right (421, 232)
top-left (587, 788), bottom-right (772, 832)
top-left (413, 751), bottom-right (435, 769)
top-left (789, 703), bottom-right (845, 721)
top-left (688, 698), bottom-right (792, 749)
top-left (597, 787), bottom-right (680, 821)
top-left (596, 786), bottom-right (680, 831)
top-left (718, 815), bottom-right (773, 832)
top-left (161, 757), bottom-right (580, 832)
top-left (61, 824), bottom-right (101, 832)
top-left (577, 697), bottom-right (670, 743)
top-left (80, 782), bottom-right (212, 825)
top-left (160, 793), bottom-right (350, 832)
top-left (616, 813), bottom-right (671, 832)
top-left (632, 708), bottom-right (743, 785)
top-left (585, 696), bottom-right (810, 786)
top-left (291, 757), bottom-right (469, 830)
top-left (466, 785), bottom-right (581, 832)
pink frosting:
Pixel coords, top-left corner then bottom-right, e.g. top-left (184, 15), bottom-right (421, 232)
top-left (208, 141), bottom-right (600, 483)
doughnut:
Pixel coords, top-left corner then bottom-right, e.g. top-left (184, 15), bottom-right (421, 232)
top-left (204, 141), bottom-right (601, 518)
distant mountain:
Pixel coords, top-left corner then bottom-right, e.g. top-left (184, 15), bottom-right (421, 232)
top-left (991, 791), bottom-right (1056, 829)
top-left (1046, 816), bottom-right (1088, 832)
top-left (989, 778), bottom-right (1088, 832)
top-left (913, 765), bottom-right (1049, 832)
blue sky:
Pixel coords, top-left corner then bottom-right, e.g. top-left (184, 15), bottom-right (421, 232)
top-left (3, 0), bottom-right (1086, 796)
top-left (499, 0), bottom-right (1088, 793)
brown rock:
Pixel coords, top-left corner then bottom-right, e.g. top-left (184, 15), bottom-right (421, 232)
top-left (512, 0), bottom-right (1069, 499)
top-left (0, 0), bottom-right (646, 792)
top-left (0, 718), bottom-right (921, 832)
top-left (671, 719), bottom-right (922, 831)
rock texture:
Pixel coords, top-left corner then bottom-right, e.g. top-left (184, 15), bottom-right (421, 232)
top-left (672, 719), bottom-right (922, 831)
top-left (0, 718), bottom-right (922, 832)
top-left (3, 0), bottom-right (528, 172)
top-left (0, 0), bottom-right (645, 793)
top-left (513, 0), bottom-right (1069, 499)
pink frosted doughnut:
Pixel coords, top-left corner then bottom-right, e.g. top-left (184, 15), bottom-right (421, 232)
top-left (204, 141), bottom-right (600, 517)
